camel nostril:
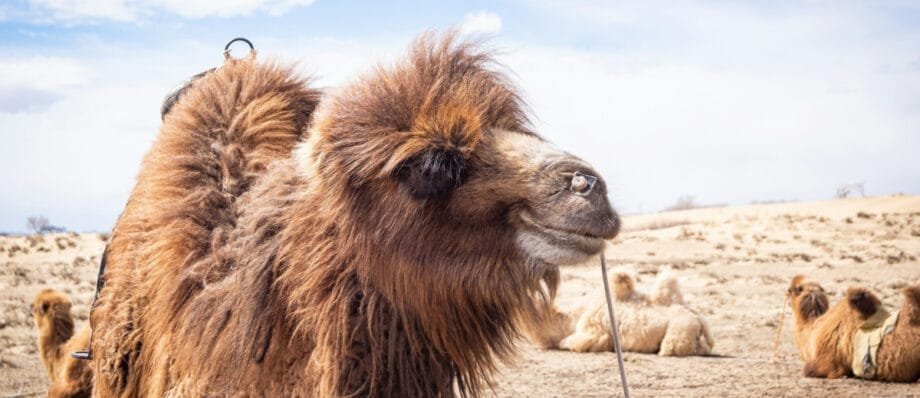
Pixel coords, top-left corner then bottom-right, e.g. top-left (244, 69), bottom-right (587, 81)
top-left (571, 171), bottom-right (597, 196)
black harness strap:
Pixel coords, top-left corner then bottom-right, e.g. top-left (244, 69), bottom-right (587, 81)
top-left (71, 248), bottom-right (108, 360)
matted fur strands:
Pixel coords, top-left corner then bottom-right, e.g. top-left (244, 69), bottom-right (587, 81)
top-left (86, 30), bottom-right (620, 398)
top-left (70, 37), bottom-right (260, 362)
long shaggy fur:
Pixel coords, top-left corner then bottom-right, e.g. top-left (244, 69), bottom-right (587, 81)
top-left (89, 55), bottom-right (321, 396)
top-left (90, 33), bottom-right (566, 397)
top-left (788, 276), bottom-right (920, 381)
top-left (526, 270), bottom-right (714, 356)
top-left (32, 289), bottom-right (92, 397)
top-left (519, 268), bottom-right (572, 350)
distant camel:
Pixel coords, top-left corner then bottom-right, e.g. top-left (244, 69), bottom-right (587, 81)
top-left (787, 275), bottom-right (920, 381)
top-left (32, 289), bottom-right (92, 397)
top-left (524, 269), bottom-right (714, 356)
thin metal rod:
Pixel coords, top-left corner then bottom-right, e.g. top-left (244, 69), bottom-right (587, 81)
top-left (600, 252), bottom-right (631, 398)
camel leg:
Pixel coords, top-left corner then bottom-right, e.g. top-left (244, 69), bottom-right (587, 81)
top-left (559, 331), bottom-right (610, 353)
top-left (659, 314), bottom-right (710, 357)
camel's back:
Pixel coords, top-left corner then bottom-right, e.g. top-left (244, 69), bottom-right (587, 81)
top-left (90, 58), bottom-right (319, 396)
top-left (876, 289), bottom-right (920, 382)
top-left (111, 57), bottom-right (318, 270)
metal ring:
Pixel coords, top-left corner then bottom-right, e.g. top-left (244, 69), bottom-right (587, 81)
top-left (223, 37), bottom-right (255, 59)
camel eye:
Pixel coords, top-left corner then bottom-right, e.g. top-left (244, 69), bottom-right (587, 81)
top-left (795, 287), bottom-right (803, 294)
top-left (570, 171), bottom-right (597, 196)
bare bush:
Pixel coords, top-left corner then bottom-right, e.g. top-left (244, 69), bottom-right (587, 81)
top-left (664, 195), bottom-right (699, 211)
top-left (25, 215), bottom-right (66, 234)
top-left (835, 185), bottom-right (850, 198)
top-left (623, 218), bottom-right (692, 232)
top-left (835, 182), bottom-right (866, 199)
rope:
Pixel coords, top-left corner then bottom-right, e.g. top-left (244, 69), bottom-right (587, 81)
top-left (771, 294), bottom-right (789, 363)
top-left (600, 252), bottom-right (630, 398)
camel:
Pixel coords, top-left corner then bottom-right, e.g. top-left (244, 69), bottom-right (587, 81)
top-left (31, 289), bottom-right (92, 397)
top-left (524, 269), bottom-right (714, 356)
top-left (787, 275), bottom-right (920, 381)
top-left (88, 32), bottom-right (619, 397)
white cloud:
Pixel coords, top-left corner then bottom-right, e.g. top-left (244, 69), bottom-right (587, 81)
top-left (0, 57), bottom-right (89, 113)
top-left (146, 0), bottom-right (315, 18)
top-left (24, 0), bottom-right (316, 22)
top-left (500, 2), bottom-right (920, 212)
top-left (459, 11), bottom-right (502, 35)
top-left (28, 0), bottom-right (138, 21)
top-left (0, 57), bottom-right (89, 90)
top-left (0, 37), bottom-right (392, 231)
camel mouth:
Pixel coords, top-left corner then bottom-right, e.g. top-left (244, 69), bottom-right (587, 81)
top-left (515, 210), bottom-right (606, 265)
top-left (519, 210), bottom-right (606, 244)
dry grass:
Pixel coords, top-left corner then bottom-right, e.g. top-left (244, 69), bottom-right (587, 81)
top-left (622, 218), bottom-right (693, 232)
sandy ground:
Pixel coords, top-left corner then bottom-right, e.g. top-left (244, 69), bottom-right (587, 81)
top-left (0, 233), bottom-right (103, 397)
top-left (1, 195), bottom-right (918, 397)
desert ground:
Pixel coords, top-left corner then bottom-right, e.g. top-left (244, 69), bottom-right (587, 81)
top-left (1, 195), bottom-right (918, 397)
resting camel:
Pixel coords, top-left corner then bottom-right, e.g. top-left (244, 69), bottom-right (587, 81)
top-left (787, 275), bottom-right (920, 381)
top-left (31, 289), bottom-right (92, 397)
top-left (523, 269), bottom-right (714, 356)
top-left (88, 33), bottom-right (619, 397)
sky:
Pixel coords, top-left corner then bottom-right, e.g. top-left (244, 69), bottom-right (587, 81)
top-left (1, 0), bottom-right (918, 232)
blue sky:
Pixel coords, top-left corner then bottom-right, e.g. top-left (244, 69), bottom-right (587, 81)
top-left (1, 0), bottom-right (919, 232)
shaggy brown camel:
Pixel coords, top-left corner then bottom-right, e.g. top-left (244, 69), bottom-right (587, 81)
top-left (32, 289), bottom-right (92, 397)
top-left (89, 33), bottom-right (619, 397)
top-left (787, 275), bottom-right (920, 382)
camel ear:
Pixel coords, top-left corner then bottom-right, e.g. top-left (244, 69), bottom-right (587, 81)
top-left (395, 148), bottom-right (468, 200)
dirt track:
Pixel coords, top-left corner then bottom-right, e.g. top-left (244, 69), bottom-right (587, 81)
top-left (1, 196), bottom-right (918, 397)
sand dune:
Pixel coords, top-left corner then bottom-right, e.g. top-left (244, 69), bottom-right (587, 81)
top-left (1, 196), bottom-right (917, 396)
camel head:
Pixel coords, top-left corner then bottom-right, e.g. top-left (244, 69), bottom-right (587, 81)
top-left (788, 275), bottom-right (829, 321)
top-left (31, 289), bottom-right (74, 343)
top-left (300, 33), bottom-right (619, 279)
top-left (486, 129), bottom-right (620, 266)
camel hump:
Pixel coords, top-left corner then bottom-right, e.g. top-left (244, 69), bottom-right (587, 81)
top-left (157, 58), bottom-right (321, 199)
top-left (902, 285), bottom-right (920, 325)
top-left (650, 269), bottom-right (683, 306)
top-left (904, 285), bottom-right (920, 306)
top-left (122, 59), bottom-right (321, 258)
top-left (846, 287), bottom-right (881, 318)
